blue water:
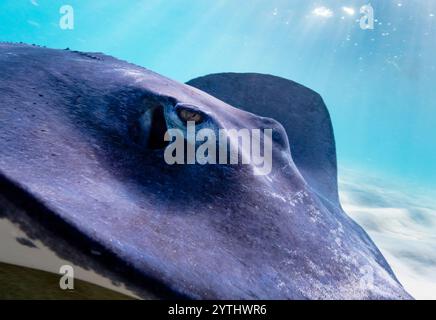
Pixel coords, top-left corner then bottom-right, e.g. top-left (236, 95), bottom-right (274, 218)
top-left (1, 0), bottom-right (436, 299)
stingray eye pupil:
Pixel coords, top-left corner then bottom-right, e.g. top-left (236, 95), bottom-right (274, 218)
top-left (178, 109), bottom-right (203, 124)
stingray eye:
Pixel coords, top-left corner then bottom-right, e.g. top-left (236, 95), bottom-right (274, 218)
top-left (177, 109), bottom-right (203, 124)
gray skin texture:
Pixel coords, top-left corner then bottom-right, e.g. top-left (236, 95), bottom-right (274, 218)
top-left (0, 43), bottom-right (411, 299)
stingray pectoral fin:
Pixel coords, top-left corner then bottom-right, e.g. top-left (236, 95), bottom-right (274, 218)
top-left (187, 73), bottom-right (339, 205)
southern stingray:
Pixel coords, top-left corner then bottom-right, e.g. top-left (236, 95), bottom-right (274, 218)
top-left (0, 43), bottom-right (411, 299)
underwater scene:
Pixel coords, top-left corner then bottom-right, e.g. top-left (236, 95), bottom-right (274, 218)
top-left (0, 0), bottom-right (435, 301)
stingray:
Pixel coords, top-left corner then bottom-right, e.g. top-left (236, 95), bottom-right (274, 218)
top-left (0, 43), bottom-right (411, 299)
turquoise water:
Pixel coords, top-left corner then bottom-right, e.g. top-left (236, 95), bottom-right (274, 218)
top-left (1, 1), bottom-right (435, 188)
top-left (1, 0), bottom-right (435, 299)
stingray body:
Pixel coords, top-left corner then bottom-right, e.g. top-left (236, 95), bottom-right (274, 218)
top-left (0, 43), bottom-right (411, 299)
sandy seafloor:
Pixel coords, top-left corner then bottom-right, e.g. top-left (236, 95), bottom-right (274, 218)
top-left (340, 167), bottom-right (436, 300)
